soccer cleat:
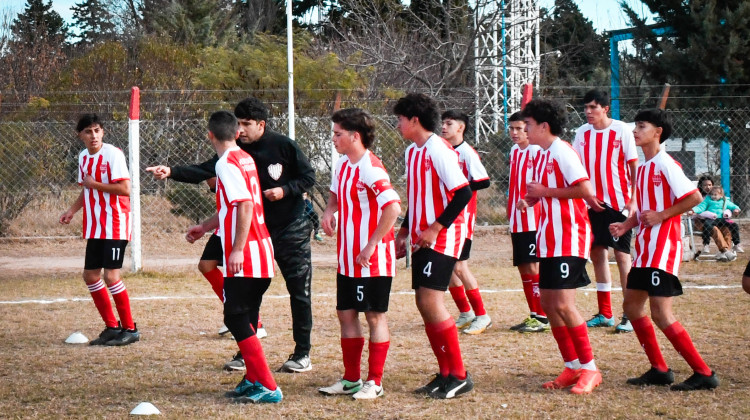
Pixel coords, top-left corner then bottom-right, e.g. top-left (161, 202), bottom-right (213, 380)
top-left (543, 368), bottom-right (582, 389)
top-left (455, 310), bottom-right (475, 329)
top-left (733, 244), bottom-right (744, 253)
top-left (429, 372), bottom-right (474, 399)
top-left (352, 380), bottom-right (384, 400)
top-left (278, 354), bottom-right (312, 373)
top-left (614, 316), bottom-right (634, 333)
top-left (702, 243), bottom-right (711, 254)
top-left (314, 233), bottom-right (324, 242)
top-left (510, 316), bottom-right (534, 331)
top-left (256, 327), bottom-right (268, 339)
top-left (670, 371), bottom-right (719, 391)
top-left (570, 369), bottom-right (602, 394)
top-left (223, 351), bottom-right (246, 371)
top-left (463, 314), bottom-right (492, 335)
top-left (89, 325), bottom-right (122, 346)
top-left (218, 324), bottom-right (230, 336)
top-left (318, 379), bottom-right (363, 395)
top-left (105, 326), bottom-right (140, 346)
top-left (715, 251), bottom-right (728, 261)
top-left (224, 378), bottom-right (257, 398)
top-left (626, 367), bottom-right (675, 386)
top-left (725, 250), bottom-right (737, 261)
top-left (518, 317), bottom-right (550, 333)
top-left (586, 313), bottom-right (615, 328)
top-left (414, 373), bottom-right (447, 395)
top-left (235, 383), bottom-right (283, 404)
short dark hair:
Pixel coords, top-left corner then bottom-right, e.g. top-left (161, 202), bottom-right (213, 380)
top-left (697, 174), bottom-right (714, 186)
top-left (508, 111), bottom-right (524, 123)
top-left (392, 93), bottom-right (440, 133)
top-left (583, 89), bottom-right (610, 107)
top-left (331, 108), bottom-right (376, 149)
top-left (441, 109), bottom-right (470, 131)
top-left (76, 113), bottom-right (103, 132)
top-left (521, 99), bottom-right (566, 136)
top-left (634, 108), bottom-right (672, 143)
top-left (208, 110), bottom-right (238, 141)
top-left (234, 97), bottom-right (269, 122)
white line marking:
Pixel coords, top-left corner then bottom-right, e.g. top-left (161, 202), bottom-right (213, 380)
top-left (0, 284), bottom-right (741, 305)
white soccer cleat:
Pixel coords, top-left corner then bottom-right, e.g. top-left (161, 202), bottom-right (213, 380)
top-left (319, 379), bottom-right (362, 395)
top-left (455, 310), bottom-right (475, 329)
top-left (352, 380), bottom-right (384, 400)
top-left (463, 314), bottom-right (492, 335)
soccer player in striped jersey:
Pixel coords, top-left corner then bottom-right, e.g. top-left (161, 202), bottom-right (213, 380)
top-left (393, 93), bottom-right (474, 399)
top-left (60, 113), bottom-right (140, 346)
top-left (519, 99), bottom-right (602, 394)
top-left (506, 111), bottom-right (548, 333)
top-left (572, 90), bottom-right (638, 333)
top-left (610, 108), bottom-right (719, 391)
top-left (440, 110), bottom-right (492, 335)
top-left (187, 111), bottom-right (282, 403)
top-left (318, 108), bottom-right (401, 400)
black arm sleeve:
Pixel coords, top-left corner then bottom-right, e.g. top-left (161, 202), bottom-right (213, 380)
top-left (436, 185), bottom-right (472, 227)
top-left (169, 155), bottom-right (218, 184)
top-left (470, 179), bottom-right (491, 191)
top-left (401, 208), bottom-right (409, 230)
top-left (281, 143), bottom-right (316, 198)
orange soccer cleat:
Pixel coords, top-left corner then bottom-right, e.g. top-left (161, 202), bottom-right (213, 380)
top-left (570, 369), bottom-right (602, 395)
top-left (542, 368), bottom-right (582, 389)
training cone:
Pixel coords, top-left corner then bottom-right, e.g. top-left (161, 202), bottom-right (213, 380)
top-left (64, 332), bottom-right (89, 344)
top-left (130, 402), bottom-right (160, 416)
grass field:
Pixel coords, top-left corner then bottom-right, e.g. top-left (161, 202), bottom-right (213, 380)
top-left (1, 227), bottom-right (749, 419)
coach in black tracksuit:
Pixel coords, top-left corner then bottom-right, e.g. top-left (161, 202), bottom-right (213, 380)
top-left (167, 98), bottom-right (316, 372)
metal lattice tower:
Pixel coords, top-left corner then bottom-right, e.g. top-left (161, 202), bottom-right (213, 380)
top-left (474, 0), bottom-right (539, 141)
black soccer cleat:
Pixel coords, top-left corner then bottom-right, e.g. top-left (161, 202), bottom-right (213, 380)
top-left (414, 373), bottom-right (447, 395)
top-left (429, 372), bottom-right (474, 399)
top-left (89, 325), bottom-right (122, 346)
top-left (105, 325), bottom-right (140, 346)
top-left (626, 367), bottom-right (675, 386)
top-left (670, 371), bottom-right (719, 391)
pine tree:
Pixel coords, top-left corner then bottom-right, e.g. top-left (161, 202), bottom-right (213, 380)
top-left (10, 0), bottom-right (69, 48)
top-left (71, 0), bottom-right (117, 46)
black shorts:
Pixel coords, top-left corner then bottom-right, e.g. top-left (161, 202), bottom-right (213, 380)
top-left (458, 239), bottom-right (472, 261)
top-left (411, 248), bottom-right (458, 291)
top-left (223, 277), bottom-right (271, 315)
top-left (538, 257), bottom-right (591, 290)
top-left (744, 259), bottom-right (750, 277)
top-left (200, 233), bottom-right (223, 266)
top-left (627, 267), bottom-right (683, 297)
top-left (511, 231), bottom-right (539, 266)
top-left (336, 274), bottom-right (393, 313)
top-left (588, 206), bottom-right (631, 253)
top-left (84, 239), bottom-right (128, 270)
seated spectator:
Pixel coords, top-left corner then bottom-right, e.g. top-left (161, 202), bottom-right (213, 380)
top-left (689, 186), bottom-right (742, 261)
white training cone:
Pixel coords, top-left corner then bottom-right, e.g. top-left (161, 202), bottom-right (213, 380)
top-left (130, 402), bottom-right (160, 416)
top-left (64, 332), bottom-right (89, 344)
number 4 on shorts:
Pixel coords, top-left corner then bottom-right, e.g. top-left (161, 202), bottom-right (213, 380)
top-left (423, 261), bottom-right (432, 277)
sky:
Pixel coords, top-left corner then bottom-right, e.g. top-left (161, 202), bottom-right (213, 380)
top-left (3, 0), bottom-right (657, 34)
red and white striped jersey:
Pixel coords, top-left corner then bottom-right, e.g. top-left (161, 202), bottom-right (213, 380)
top-left (77, 143), bottom-right (131, 240)
top-left (534, 138), bottom-right (592, 259)
top-left (405, 134), bottom-right (469, 258)
top-left (215, 146), bottom-right (274, 279)
top-left (633, 150), bottom-right (698, 276)
top-left (508, 144), bottom-right (541, 233)
top-left (331, 150), bottom-right (401, 278)
top-left (573, 120), bottom-right (638, 211)
top-left (455, 141), bottom-right (490, 240)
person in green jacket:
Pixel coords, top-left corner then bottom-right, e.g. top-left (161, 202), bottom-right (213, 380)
top-left (688, 186), bottom-right (742, 261)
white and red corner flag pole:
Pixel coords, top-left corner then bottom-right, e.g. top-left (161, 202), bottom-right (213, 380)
top-left (520, 83), bottom-right (533, 109)
top-left (128, 87), bottom-right (142, 272)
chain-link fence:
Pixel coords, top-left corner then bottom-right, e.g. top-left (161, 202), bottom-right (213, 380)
top-left (2, 90), bottom-right (750, 242)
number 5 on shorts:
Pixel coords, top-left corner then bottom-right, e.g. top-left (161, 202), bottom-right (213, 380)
top-left (356, 285), bottom-right (364, 302)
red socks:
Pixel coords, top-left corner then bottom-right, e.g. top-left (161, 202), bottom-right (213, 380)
top-left (341, 337), bottom-right (365, 382)
top-left (108, 281), bottom-right (135, 330)
top-left (531, 275), bottom-right (546, 317)
top-left (367, 341), bottom-right (390, 385)
top-left (521, 274), bottom-right (535, 314)
top-left (567, 323), bottom-right (594, 365)
top-left (596, 283), bottom-right (613, 319)
top-left (449, 286), bottom-right (471, 313)
top-left (238, 335), bottom-right (277, 390)
top-left (87, 280), bottom-right (118, 328)
top-left (203, 268), bottom-right (225, 302)
top-left (631, 316), bottom-right (669, 372)
top-left (551, 326), bottom-right (578, 363)
top-left (663, 322), bottom-right (712, 376)
top-left (465, 288), bottom-right (486, 316)
top-left (425, 318), bottom-right (466, 379)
